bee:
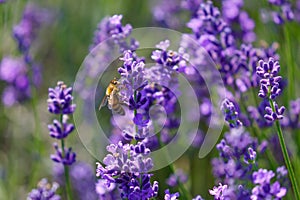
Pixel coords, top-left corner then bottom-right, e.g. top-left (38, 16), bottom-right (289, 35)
top-left (99, 78), bottom-right (125, 115)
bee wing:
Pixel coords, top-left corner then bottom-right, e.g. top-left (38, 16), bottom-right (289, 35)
top-left (110, 92), bottom-right (126, 116)
top-left (111, 107), bottom-right (125, 116)
top-left (98, 96), bottom-right (108, 110)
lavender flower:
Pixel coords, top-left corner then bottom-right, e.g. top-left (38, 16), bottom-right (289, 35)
top-left (181, 0), bottom-right (203, 16)
top-left (232, 44), bottom-right (259, 92)
top-left (152, 0), bottom-right (202, 28)
top-left (27, 179), bottom-right (60, 200)
top-left (0, 56), bottom-right (30, 106)
top-left (253, 169), bottom-right (275, 184)
top-left (186, 0), bottom-right (281, 97)
top-left (51, 143), bottom-right (76, 165)
top-left (76, 14), bottom-right (139, 108)
top-left (53, 162), bottom-right (98, 199)
top-left (243, 147), bottom-right (257, 165)
top-left (96, 142), bottom-right (153, 174)
top-left (0, 57), bottom-right (28, 84)
top-left (152, 0), bottom-right (183, 29)
top-left (296, 0), bottom-right (300, 22)
top-left (137, 84), bottom-right (180, 144)
top-left (256, 57), bottom-right (285, 122)
top-left (269, 0), bottom-right (295, 24)
top-left (281, 98), bottom-right (300, 128)
top-left (248, 100), bottom-right (274, 128)
top-left (209, 183), bottom-right (251, 199)
top-left (118, 50), bottom-right (147, 101)
top-left (47, 81), bottom-right (76, 114)
top-left (212, 128), bottom-right (259, 184)
top-left (132, 40), bottom-right (187, 147)
top-left (212, 127), bottom-right (288, 199)
top-left (186, 1), bottom-right (244, 89)
top-left (96, 141), bottom-right (158, 199)
top-left (120, 174), bottom-right (159, 200)
top-left (254, 55), bottom-right (296, 199)
top-left (118, 115), bottom-right (150, 142)
top-left (0, 3), bottom-right (51, 108)
top-left (187, 1), bottom-right (223, 36)
top-left (164, 189), bottom-right (180, 200)
top-left (90, 15), bottom-right (138, 52)
top-left (222, 0), bottom-right (243, 21)
top-left (264, 101), bottom-right (285, 121)
top-left (166, 169), bottom-right (188, 187)
top-left (210, 127), bottom-right (277, 200)
top-left (226, 42), bottom-right (279, 94)
top-left (133, 113), bottom-right (150, 128)
top-left (209, 183), bottom-right (229, 200)
top-left (258, 42), bottom-right (280, 61)
top-left (251, 169), bottom-right (287, 199)
top-left (70, 162), bottom-right (98, 199)
top-left (239, 11), bottom-right (256, 43)
top-left (117, 50), bottom-right (155, 140)
top-left (150, 43), bottom-right (185, 101)
top-left (47, 81), bottom-right (76, 165)
top-left (289, 99), bottom-right (300, 118)
top-left (192, 195), bottom-right (205, 200)
top-left (129, 90), bottom-right (148, 111)
top-left (13, 3), bottom-right (52, 54)
top-left (222, 0), bottom-right (256, 43)
top-left (151, 40), bottom-right (188, 71)
top-left (95, 179), bottom-right (119, 199)
top-left (262, 0), bottom-right (294, 24)
top-left (256, 58), bottom-right (282, 99)
top-left (221, 99), bottom-right (243, 128)
top-left (48, 115), bottom-right (74, 139)
top-left (117, 43), bottom-right (182, 144)
top-left (276, 166), bottom-right (288, 181)
top-left (144, 63), bottom-right (180, 96)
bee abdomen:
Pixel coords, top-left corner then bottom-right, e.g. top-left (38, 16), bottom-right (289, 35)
top-left (112, 104), bottom-right (125, 115)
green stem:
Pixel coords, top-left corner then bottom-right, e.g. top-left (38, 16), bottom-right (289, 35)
top-left (131, 90), bottom-right (138, 145)
top-left (283, 29), bottom-right (300, 178)
top-left (189, 153), bottom-right (195, 195)
top-left (269, 99), bottom-right (300, 200)
top-left (60, 140), bottom-right (73, 200)
top-left (133, 90), bottom-right (137, 116)
top-left (157, 136), bottom-right (191, 199)
top-left (167, 162), bottom-right (191, 200)
top-left (251, 88), bottom-right (259, 110)
top-left (59, 115), bottom-right (73, 200)
top-left (240, 93), bottom-right (277, 170)
top-left (27, 63), bottom-right (43, 187)
top-left (28, 86), bottom-right (43, 187)
top-left (283, 24), bottom-right (295, 101)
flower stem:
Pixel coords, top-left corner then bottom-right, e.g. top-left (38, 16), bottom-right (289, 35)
top-left (283, 24), bottom-right (295, 101)
top-left (157, 136), bottom-right (191, 199)
top-left (60, 115), bottom-right (73, 200)
top-left (60, 139), bottom-right (73, 200)
top-left (240, 93), bottom-right (277, 170)
top-left (28, 75), bottom-right (43, 187)
top-left (131, 90), bottom-right (138, 145)
top-left (168, 162), bottom-right (192, 200)
top-left (269, 99), bottom-right (300, 200)
top-left (133, 90), bottom-right (137, 116)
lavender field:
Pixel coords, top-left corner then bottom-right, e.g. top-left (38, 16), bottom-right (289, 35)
top-left (1, 0), bottom-right (300, 199)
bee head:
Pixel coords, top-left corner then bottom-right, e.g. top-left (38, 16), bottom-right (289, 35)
top-left (111, 78), bottom-right (119, 85)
